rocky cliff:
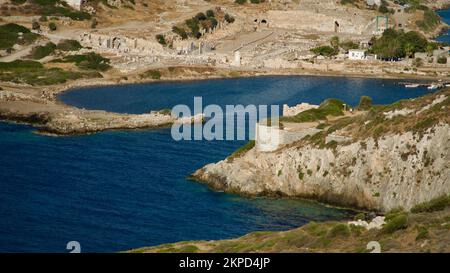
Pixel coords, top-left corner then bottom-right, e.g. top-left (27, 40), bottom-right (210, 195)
top-left (192, 89), bottom-right (450, 212)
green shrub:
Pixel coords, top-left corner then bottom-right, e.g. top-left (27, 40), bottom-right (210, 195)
top-left (172, 26), bottom-right (188, 40)
top-left (0, 60), bottom-right (101, 85)
top-left (195, 12), bottom-right (207, 21)
top-left (415, 226), bottom-right (429, 241)
top-left (370, 29), bottom-right (431, 59)
top-left (340, 0), bottom-right (356, 5)
top-left (358, 96), bottom-right (372, 110)
top-left (206, 10), bottom-right (215, 18)
top-left (155, 34), bottom-right (166, 46)
top-left (381, 213), bottom-right (408, 234)
top-left (327, 224), bottom-right (351, 238)
top-left (378, 4), bottom-right (389, 13)
top-left (224, 13), bottom-right (235, 23)
top-left (384, 207), bottom-right (405, 222)
top-left (56, 39), bottom-right (82, 51)
top-left (32, 21), bottom-right (41, 30)
top-left (0, 23), bottom-right (38, 50)
top-left (29, 42), bottom-right (56, 59)
top-left (59, 52), bottom-right (111, 71)
top-left (0, 60), bottom-right (43, 71)
top-left (411, 195), bottom-right (450, 213)
top-left (354, 213), bottom-right (365, 221)
top-left (48, 22), bottom-right (57, 31)
top-left (310, 45), bottom-right (337, 57)
top-left (235, 0), bottom-right (247, 4)
top-left (140, 69), bottom-right (161, 80)
top-left (280, 98), bottom-right (345, 123)
top-left (298, 167), bottom-right (304, 180)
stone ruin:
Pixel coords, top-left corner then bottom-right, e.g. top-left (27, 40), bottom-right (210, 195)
top-left (79, 32), bottom-right (164, 56)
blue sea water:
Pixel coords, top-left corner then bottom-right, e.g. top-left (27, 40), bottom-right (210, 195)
top-left (0, 75), bottom-right (436, 253)
top-left (437, 8), bottom-right (450, 44)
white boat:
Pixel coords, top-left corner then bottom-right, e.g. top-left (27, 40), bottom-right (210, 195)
top-left (428, 84), bottom-right (439, 90)
top-left (405, 84), bottom-right (420, 88)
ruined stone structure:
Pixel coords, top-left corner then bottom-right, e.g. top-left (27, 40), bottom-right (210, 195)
top-left (265, 10), bottom-right (373, 34)
top-left (79, 32), bottom-right (164, 55)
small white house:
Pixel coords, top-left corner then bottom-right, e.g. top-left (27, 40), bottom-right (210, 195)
top-left (233, 51), bottom-right (241, 66)
top-left (348, 49), bottom-right (367, 60)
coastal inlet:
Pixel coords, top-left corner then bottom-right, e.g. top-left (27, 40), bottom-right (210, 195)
top-left (0, 76), bottom-right (438, 252)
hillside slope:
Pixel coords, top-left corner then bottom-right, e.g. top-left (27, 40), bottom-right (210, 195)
top-left (192, 89), bottom-right (450, 212)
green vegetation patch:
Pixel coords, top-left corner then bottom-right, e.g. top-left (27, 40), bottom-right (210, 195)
top-left (0, 23), bottom-right (39, 50)
top-left (381, 213), bottom-right (408, 234)
top-left (140, 69), bottom-right (161, 80)
top-left (56, 39), bottom-right (82, 51)
top-left (370, 29), bottom-right (436, 59)
top-left (310, 45), bottom-right (337, 57)
top-left (35, 0), bottom-right (92, 21)
top-left (29, 42), bottom-right (56, 59)
top-left (0, 60), bottom-right (101, 86)
top-left (411, 195), bottom-right (450, 214)
top-left (54, 52), bottom-right (111, 71)
top-left (327, 223), bottom-right (351, 238)
top-left (281, 98), bottom-right (345, 123)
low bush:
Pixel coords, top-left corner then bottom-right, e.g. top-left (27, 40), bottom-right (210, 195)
top-left (59, 52), bottom-right (111, 71)
top-left (411, 195), bottom-right (450, 213)
top-left (0, 60), bottom-right (100, 85)
top-left (281, 98), bottom-right (345, 123)
top-left (56, 39), bottom-right (82, 51)
top-left (327, 224), bottom-right (351, 238)
top-left (0, 23), bottom-right (39, 50)
top-left (381, 213), bottom-right (408, 234)
top-left (310, 45), bottom-right (337, 57)
top-left (29, 42), bottom-right (56, 59)
top-left (140, 69), bottom-right (161, 80)
top-left (358, 96), bottom-right (372, 110)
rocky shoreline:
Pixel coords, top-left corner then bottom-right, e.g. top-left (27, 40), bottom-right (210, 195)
top-left (1, 65), bottom-right (449, 136)
top-left (191, 89), bottom-right (450, 212)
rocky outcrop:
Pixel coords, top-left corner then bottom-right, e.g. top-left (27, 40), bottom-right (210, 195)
top-left (192, 91), bottom-right (450, 212)
top-left (0, 105), bottom-right (175, 135)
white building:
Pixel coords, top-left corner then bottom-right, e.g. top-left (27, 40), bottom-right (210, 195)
top-left (233, 51), bottom-right (241, 66)
top-left (348, 49), bottom-right (367, 60)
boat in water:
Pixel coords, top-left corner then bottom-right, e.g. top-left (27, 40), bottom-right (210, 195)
top-left (405, 84), bottom-right (420, 88)
top-left (428, 84), bottom-right (442, 90)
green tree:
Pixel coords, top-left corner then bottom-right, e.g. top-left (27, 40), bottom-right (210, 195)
top-left (404, 43), bottom-right (415, 58)
top-left (48, 22), bottom-right (57, 31)
top-left (330, 36), bottom-right (340, 50)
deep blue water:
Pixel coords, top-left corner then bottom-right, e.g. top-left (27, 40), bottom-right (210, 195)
top-left (0, 75), bottom-right (436, 253)
top-left (437, 8), bottom-right (450, 44)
